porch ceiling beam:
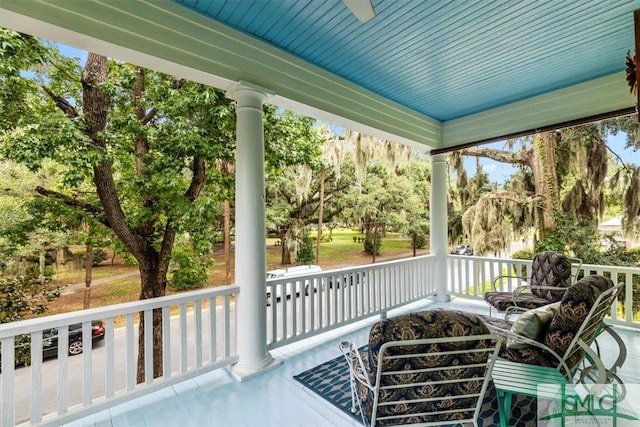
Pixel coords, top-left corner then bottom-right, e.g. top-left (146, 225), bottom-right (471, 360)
top-left (442, 72), bottom-right (635, 149)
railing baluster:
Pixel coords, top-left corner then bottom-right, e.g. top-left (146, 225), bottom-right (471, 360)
top-left (125, 313), bottom-right (135, 391)
top-left (224, 294), bottom-right (232, 358)
top-left (195, 300), bottom-right (202, 368)
top-left (31, 331), bottom-right (43, 423)
top-left (82, 322), bottom-right (93, 406)
top-left (162, 306), bottom-right (171, 378)
top-left (2, 336), bottom-right (15, 427)
top-left (179, 303), bottom-right (187, 374)
top-left (105, 317), bottom-right (115, 396)
top-left (144, 310), bottom-right (153, 384)
top-left (57, 325), bottom-right (69, 415)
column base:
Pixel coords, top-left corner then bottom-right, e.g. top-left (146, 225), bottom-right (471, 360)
top-left (230, 356), bottom-right (281, 382)
top-left (433, 293), bottom-right (452, 302)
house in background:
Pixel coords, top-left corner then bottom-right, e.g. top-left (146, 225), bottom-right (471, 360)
top-left (599, 216), bottom-right (640, 249)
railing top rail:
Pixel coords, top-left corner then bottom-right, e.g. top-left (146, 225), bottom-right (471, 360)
top-left (322, 254), bottom-right (436, 274)
top-left (0, 283), bottom-right (239, 338)
top-left (579, 262), bottom-right (640, 274)
top-left (265, 254), bottom-right (436, 284)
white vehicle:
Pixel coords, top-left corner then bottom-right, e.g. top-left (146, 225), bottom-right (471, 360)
top-left (266, 265), bottom-right (322, 305)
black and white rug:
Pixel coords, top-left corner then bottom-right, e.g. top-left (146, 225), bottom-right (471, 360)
top-left (293, 346), bottom-right (539, 426)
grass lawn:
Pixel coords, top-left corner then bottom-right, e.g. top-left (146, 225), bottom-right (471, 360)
top-left (44, 230), bottom-right (429, 315)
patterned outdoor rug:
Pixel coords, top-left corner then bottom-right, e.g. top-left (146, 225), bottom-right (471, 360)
top-left (293, 346), bottom-right (540, 426)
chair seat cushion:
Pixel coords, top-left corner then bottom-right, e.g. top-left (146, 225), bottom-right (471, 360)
top-left (362, 309), bottom-right (493, 425)
top-left (484, 291), bottom-right (550, 311)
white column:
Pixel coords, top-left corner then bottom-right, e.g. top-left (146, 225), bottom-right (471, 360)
top-left (228, 84), bottom-right (278, 379)
top-left (430, 153), bottom-right (451, 301)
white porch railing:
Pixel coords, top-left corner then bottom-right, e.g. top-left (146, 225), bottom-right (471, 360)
top-left (0, 285), bottom-right (238, 427)
top-left (266, 255), bottom-right (437, 349)
top-left (2, 253), bottom-right (637, 426)
top-left (447, 255), bottom-right (640, 327)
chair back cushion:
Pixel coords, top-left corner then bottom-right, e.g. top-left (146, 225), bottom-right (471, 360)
top-left (530, 251), bottom-right (572, 301)
top-left (363, 309), bottom-right (493, 425)
top-left (543, 275), bottom-right (613, 368)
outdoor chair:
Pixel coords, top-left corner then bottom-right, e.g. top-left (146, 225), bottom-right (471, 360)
top-left (339, 309), bottom-right (501, 426)
top-left (484, 251), bottom-right (582, 318)
top-left (479, 275), bottom-right (625, 385)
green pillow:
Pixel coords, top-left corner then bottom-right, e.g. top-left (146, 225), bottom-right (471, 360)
top-left (507, 302), bottom-right (561, 349)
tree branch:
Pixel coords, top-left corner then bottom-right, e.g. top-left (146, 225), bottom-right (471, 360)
top-left (477, 190), bottom-right (544, 206)
top-left (42, 86), bottom-right (78, 119)
top-left (459, 146), bottom-right (531, 166)
top-left (35, 186), bottom-right (110, 227)
top-left (185, 157), bottom-right (207, 202)
top-left (606, 145), bottom-right (634, 174)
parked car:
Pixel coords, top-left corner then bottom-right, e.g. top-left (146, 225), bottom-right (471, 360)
top-left (1, 320), bottom-right (106, 368)
top-left (328, 271), bottom-right (366, 289)
top-left (266, 265), bottom-right (322, 305)
top-left (43, 320), bottom-right (106, 358)
top-left (451, 244), bottom-right (473, 255)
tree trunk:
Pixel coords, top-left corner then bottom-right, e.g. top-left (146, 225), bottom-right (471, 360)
top-left (280, 232), bottom-right (292, 265)
top-left (316, 168), bottom-right (325, 263)
top-left (136, 256), bottom-right (167, 383)
top-left (39, 251), bottom-right (46, 279)
top-left (224, 199), bottom-right (231, 284)
top-left (84, 244), bottom-right (93, 309)
top-left (78, 54), bottom-right (203, 384)
top-left (529, 133), bottom-right (559, 239)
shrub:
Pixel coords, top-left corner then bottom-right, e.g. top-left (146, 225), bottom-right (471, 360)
top-left (511, 249), bottom-right (533, 261)
top-left (296, 229), bottom-right (315, 265)
top-left (364, 231), bottom-right (382, 255)
top-left (413, 233), bottom-right (427, 249)
top-left (92, 248), bottom-right (108, 266)
top-left (168, 245), bottom-right (212, 291)
top-left (0, 274), bottom-right (60, 324)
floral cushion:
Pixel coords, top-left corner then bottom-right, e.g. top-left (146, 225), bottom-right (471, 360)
top-left (480, 275), bottom-right (614, 374)
top-left (484, 251), bottom-right (572, 313)
top-left (359, 309), bottom-right (494, 425)
top-left (544, 274), bottom-right (613, 372)
top-left (484, 291), bottom-right (550, 311)
top-left (529, 251), bottom-right (572, 301)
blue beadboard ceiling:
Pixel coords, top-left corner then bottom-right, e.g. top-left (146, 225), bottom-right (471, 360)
top-left (0, 0), bottom-right (639, 149)
top-left (173, 0), bottom-right (638, 122)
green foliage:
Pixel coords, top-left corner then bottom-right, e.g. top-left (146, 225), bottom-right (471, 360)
top-left (511, 249), bottom-right (534, 260)
top-left (364, 231), bottom-right (382, 255)
top-left (168, 245), bottom-right (213, 291)
top-left (0, 273), bottom-right (60, 324)
top-left (413, 233), bottom-right (427, 249)
top-left (296, 229), bottom-right (315, 265)
top-left (535, 212), bottom-right (600, 260)
top-left (92, 248), bottom-right (108, 266)
top-left (408, 221), bottom-right (429, 250)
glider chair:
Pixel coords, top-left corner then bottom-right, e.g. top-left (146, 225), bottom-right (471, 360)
top-left (340, 309), bottom-right (501, 426)
top-left (479, 275), bottom-right (625, 390)
top-left (484, 251), bottom-right (582, 318)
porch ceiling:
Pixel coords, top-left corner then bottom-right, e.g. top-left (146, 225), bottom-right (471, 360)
top-left (0, 0), bottom-right (638, 150)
